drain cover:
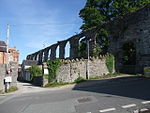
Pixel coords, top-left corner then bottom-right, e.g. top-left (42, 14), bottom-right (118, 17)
top-left (78, 97), bottom-right (92, 103)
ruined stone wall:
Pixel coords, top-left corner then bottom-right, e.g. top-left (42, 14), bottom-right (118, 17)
top-left (108, 4), bottom-right (150, 73)
top-left (56, 56), bottom-right (110, 83)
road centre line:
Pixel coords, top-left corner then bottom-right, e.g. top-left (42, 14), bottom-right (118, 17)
top-left (142, 101), bottom-right (150, 104)
top-left (122, 104), bottom-right (136, 108)
top-left (99, 108), bottom-right (116, 112)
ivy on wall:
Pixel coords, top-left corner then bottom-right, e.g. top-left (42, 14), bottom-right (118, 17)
top-left (47, 59), bottom-right (61, 83)
top-left (106, 54), bottom-right (115, 74)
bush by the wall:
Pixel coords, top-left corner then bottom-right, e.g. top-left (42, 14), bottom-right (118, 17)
top-left (47, 59), bottom-right (61, 83)
top-left (106, 54), bottom-right (114, 74)
top-left (29, 65), bottom-right (42, 80)
top-left (74, 77), bottom-right (86, 83)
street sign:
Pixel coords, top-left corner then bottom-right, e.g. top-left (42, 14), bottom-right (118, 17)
top-left (44, 69), bottom-right (49, 74)
top-left (4, 76), bottom-right (12, 82)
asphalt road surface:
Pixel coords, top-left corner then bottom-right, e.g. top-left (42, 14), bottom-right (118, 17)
top-left (0, 76), bottom-right (150, 113)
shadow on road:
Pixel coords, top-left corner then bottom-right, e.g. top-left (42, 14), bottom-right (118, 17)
top-left (73, 76), bottom-right (150, 100)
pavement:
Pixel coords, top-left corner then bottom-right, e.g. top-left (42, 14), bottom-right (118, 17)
top-left (0, 75), bottom-right (150, 113)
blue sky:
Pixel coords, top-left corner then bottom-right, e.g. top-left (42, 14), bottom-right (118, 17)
top-left (0, 0), bottom-right (86, 63)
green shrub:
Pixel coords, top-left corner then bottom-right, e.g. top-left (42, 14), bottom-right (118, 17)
top-left (29, 65), bottom-right (42, 80)
top-left (74, 77), bottom-right (86, 83)
top-left (47, 59), bottom-right (61, 83)
top-left (106, 54), bottom-right (115, 74)
top-left (7, 87), bottom-right (18, 93)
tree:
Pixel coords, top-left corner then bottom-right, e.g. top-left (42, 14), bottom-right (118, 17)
top-left (80, 0), bottom-right (150, 30)
top-left (78, 42), bottom-right (87, 58)
top-left (92, 44), bottom-right (102, 57)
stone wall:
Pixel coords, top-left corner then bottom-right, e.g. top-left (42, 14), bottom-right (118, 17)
top-left (9, 62), bottom-right (18, 88)
top-left (0, 64), bottom-right (6, 92)
top-left (0, 62), bottom-right (18, 92)
top-left (56, 56), bottom-right (110, 83)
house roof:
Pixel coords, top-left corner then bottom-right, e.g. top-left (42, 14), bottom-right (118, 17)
top-left (0, 41), bottom-right (6, 46)
top-left (0, 41), bottom-right (7, 52)
top-left (22, 60), bottom-right (38, 66)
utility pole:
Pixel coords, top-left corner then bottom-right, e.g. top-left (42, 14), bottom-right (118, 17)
top-left (5, 24), bottom-right (11, 92)
top-left (6, 24), bottom-right (10, 53)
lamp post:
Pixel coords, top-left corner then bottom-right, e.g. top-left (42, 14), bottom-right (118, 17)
top-left (86, 39), bottom-right (90, 79)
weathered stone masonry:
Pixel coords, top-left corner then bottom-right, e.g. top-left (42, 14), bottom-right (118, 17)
top-left (0, 62), bottom-right (18, 92)
top-left (56, 56), bottom-right (110, 83)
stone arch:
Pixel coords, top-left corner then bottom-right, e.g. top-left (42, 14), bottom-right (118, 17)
top-left (78, 36), bottom-right (87, 58)
top-left (115, 41), bottom-right (137, 74)
top-left (36, 54), bottom-right (39, 61)
top-left (122, 41), bottom-right (136, 65)
top-left (65, 41), bottom-right (70, 59)
top-left (56, 45), bottom-right (59, 58)
top-left (48, 49), bottom-right (51, 60)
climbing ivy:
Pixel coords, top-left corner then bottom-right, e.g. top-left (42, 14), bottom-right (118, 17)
top-left (106, 54), bottom-right (115, 74)
top-left (47, 59), bottom-right (61, 83)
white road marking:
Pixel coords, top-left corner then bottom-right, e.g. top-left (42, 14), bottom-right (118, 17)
top-left (140, 108), bottom-right (149, 112)
top-left (122, 104), bottom-right (136, 108)
top-left (142, 101), bottom-right (150, 104)
top-left (99, 108), bottom-right (116, 112)
top-left (133, 109), bottom-right (139, 113)
top-left (87, 112), bottom-right (91, 113)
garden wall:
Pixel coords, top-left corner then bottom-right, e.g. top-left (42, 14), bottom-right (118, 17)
top-left (56, 56), bottom-right (114, 83)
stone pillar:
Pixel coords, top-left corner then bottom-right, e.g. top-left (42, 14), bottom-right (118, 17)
top-left (69, 38), bottom-right (79, 59)
top-left (44, 48), bottom-right (50, 62)
top-left (50, 44), bottom-right (58, 60)
top-left (58, 41), bottom-right (67, 59)
top-left (34, 53), bottom-right (38, 61)
top-left (38, 51), bottom-right (43, 64)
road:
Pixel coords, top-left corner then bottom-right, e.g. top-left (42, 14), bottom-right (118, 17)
top-left (0, 76), bottom-right (150, 113)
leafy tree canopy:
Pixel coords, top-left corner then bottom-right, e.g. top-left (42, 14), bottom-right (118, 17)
top-left (80, 0), bottom-right (150, 31)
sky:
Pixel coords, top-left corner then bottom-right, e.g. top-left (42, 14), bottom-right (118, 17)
top-left (0, 0), bottom-right (86, 63)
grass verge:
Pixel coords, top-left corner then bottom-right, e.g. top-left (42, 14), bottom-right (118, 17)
top-left (89, 72), bottom-right (121, 80)
top-left (44, 82), bottom-right (73, 88)
top-left (7, 87), bottom-right (18, 93)
top-left (44, 73), bottom-right (126, 88)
